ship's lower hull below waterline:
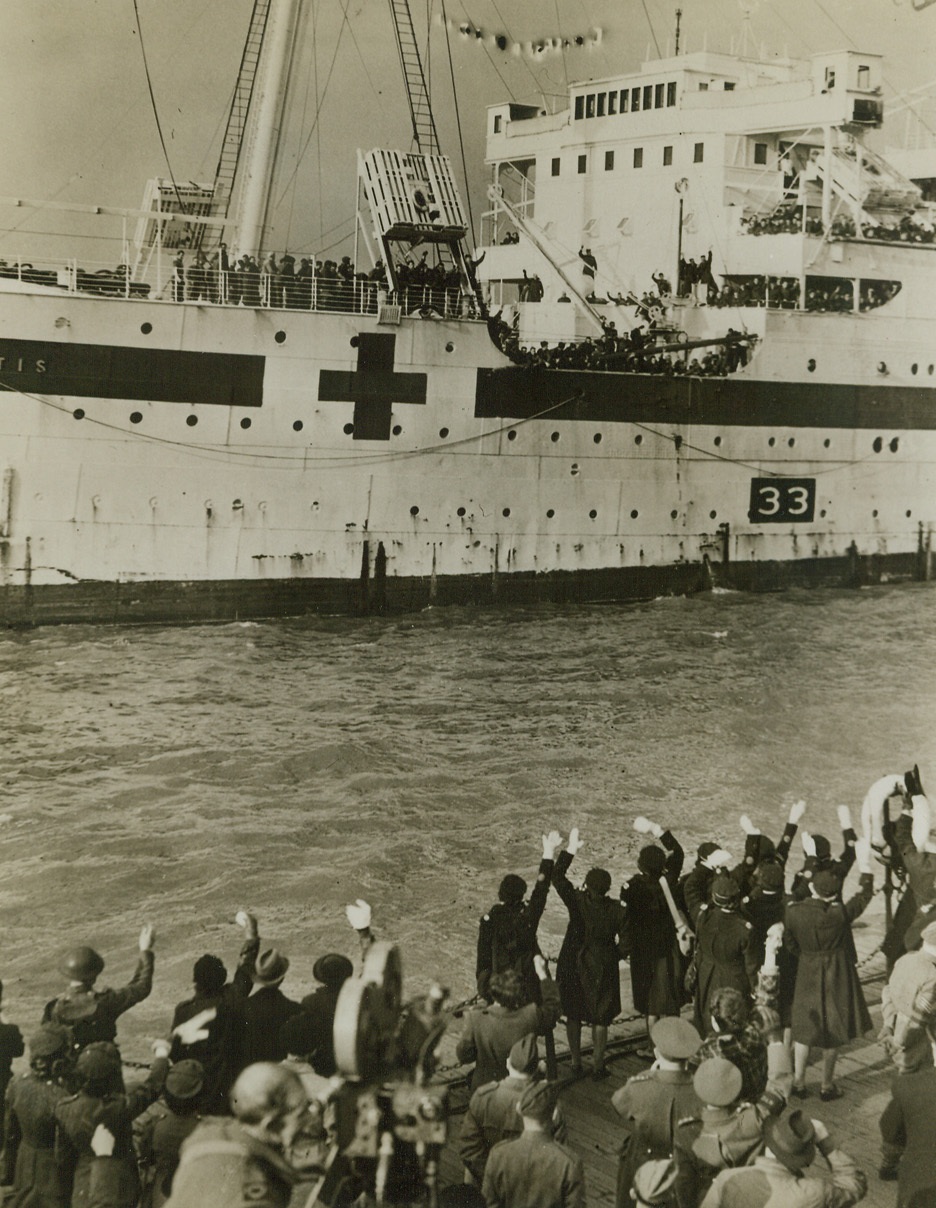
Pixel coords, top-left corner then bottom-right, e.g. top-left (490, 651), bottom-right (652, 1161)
top-left (0, 549), bottom-right (930, 627)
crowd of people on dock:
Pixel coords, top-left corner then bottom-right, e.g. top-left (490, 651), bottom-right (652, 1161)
top-left (2, 768), bottom-right (935, 1207)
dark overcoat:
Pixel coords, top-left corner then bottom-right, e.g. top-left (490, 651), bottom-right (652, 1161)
top-left (476, 857), bottom-right (554, 1003)
top-left (692, 907), bottom-right (759, 1035)
top-left (620, 832), bottom-right (685, 1018)
top-left (3, 1073), bottom-right (70, 1208)
top-left (553, 852), bottom-right (627, 1026)
top-left (784, 872), bottom-right (874, 1048)
top-left (879, 1067), bottom-right (936, 1208)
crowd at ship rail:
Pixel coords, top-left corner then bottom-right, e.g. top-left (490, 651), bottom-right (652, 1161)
top-left (740, 204), bottom-right (936, 244)
top-left (2, 767), bottom-right (935, 1207)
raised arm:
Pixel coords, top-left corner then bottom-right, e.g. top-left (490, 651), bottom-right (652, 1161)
top-left (776, 800), bottom-right (806, 866)
top-left (552, 829), bottom-right (583, 910)
top-left (526, 831), bottom-right (562, 928)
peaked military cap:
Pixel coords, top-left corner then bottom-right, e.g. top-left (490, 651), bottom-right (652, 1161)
top-left (693, 1056), bottom-right (742, 1107)
top-left (650, 1016), bottom-right (701, 1061)
top-left (508, 1033), bottom-right (539, 1075)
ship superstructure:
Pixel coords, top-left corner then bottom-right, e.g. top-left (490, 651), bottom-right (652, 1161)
top-left (0, 10), bottom-right (934, 625)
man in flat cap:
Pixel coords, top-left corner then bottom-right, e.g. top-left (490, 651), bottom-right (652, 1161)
top-left (700, 1109), bottom-right (866, 1207)
top-left (482, 1080), bottom-right (584, 1208)
top-left (785, 838), bottom-right (874, 1100)
top-left (673, 1039), bottom-right (792, 1208)
top-left (460, 1033), bottom-right (553, 1184)
top-left (611, 1016), bottom-right (701, 1206)
top-left (477, 831), bottom-right (562, 1007)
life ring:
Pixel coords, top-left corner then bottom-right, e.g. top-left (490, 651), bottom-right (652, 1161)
top-left (411, 188), bottom-right (430, 215)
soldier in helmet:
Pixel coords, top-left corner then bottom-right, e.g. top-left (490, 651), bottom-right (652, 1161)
top-left (44, 924), bottom-right (156, 1056)
top-left (55, 1037), bottom-right (170, 1207)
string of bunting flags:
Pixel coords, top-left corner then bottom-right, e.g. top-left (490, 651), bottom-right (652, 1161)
top-left (439, 15), bottom-right (603, 58)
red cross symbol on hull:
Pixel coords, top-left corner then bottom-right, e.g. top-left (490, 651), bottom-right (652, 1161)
top-left (318, 332), bottom-right (427, 441)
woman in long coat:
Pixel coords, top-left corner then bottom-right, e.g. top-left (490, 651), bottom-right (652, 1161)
top-left (620, 819), bottom-right (685, 1039)
top-left (693, 876), bottom-right (760, 1036)
top-left (784, 849), bottom-right (874, 1100)
top-left (553, 828), bottom-right (627, 1078)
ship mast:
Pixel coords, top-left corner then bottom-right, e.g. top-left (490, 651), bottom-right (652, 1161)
top-left (236, 0), bottom-right (301, 257)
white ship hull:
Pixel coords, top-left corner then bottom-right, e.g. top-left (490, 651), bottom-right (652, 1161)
top-left (1, 288), bottom-right (933, 625)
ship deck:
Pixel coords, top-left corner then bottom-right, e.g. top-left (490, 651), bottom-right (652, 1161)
top-left (433, 891), bottom-right (897, 1207)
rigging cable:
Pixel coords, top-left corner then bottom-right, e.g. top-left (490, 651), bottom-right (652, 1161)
top-left (131, 0), bottom-right (188, 214)
top-left (440, 0), bottom-right (476, 245)
top-left (639, 0), bottom-right (662, 60)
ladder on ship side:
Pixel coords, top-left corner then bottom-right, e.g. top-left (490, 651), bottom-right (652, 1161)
top-left (203, 0), bottom-right (273, 249)
top-left (389, 0), bottom-right (439, 157)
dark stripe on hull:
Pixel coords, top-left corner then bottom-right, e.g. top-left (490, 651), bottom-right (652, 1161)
top-left (475, 368), bottom-right (936, 430)
top-left (0, 339), bottom-right (265, 407)
top-left (0, 552), bottom-right (925, 627)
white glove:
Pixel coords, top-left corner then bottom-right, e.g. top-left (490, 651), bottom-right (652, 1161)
top-left (533, 954), bottom-right (548, 980)
top-left (172, 1007), bottom-right (217, 1046)
top-left (810, 1119), bottom-right (830, 1144)
top-left (788, 800), bottom-right (807, 825)
top-left (837, 805), bottom-right (853, 831)
top-left (90, 1124), bottom-right (116, 1157)
top-left (633, 816), bottom-right (653, 834)
top-left (152, 1039), bottom-right (171, 1060)
top-left (801, 831), bottom-right (817, 857)
top-left (567, 827), bottom-right (584, 855)
top-left (766, 922), bottom-right (784, 950)
top-left (346, 899), bottom-right (372, 931)
top-left (740, 814), bottom-right (759, 836)
top-left (542, 830), bottom-right (562, 860)
top-left (705, 848), bottom-right (733, 871)
top-left (139, 924), bottom-right (155, 952)
top-left (855, 836), bottom-right (873, 875)
top-left (235, 910), bottom-right (258, 937)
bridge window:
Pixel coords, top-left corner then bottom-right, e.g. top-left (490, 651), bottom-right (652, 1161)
top-left (655, 83), bottom-right (664, 108)
top-left (574, 96), bottom-right (584, 120)
top-left (643, 85), bottom-right (653, 110)
top-left (633, 147), bottom-right (643, 168)
top-left (631, 87), bottom-right (641, 111)
top-left (663, 145), bottom-right (673, 166)
top-left (597, 92), bottom-right (606, 117)
top-left (605, 150), bottom-right (615, 171)
top-left (578, 154), bottom-right (587, 174)
top-left (754, 142), bottom-right (768, 165)
top-left (551, 157), bottom-right (561, 176)
top-left (620, 89), bottom-right (629, 113)
top-left (667, 81), bottom-right (677, 105)
top-left (493, 115), bottom-right (502, 133)
top-left (694, 142), bottom-right (705, 163)
top-left (608, 91), bottom-right (618, 115)
top-left (586, 94), bottom-right (596, 118)
top-left (857, 65), bottom-right (870, 90)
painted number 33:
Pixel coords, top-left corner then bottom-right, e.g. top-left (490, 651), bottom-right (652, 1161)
top-left (748, 478), bottom-right (816, 523)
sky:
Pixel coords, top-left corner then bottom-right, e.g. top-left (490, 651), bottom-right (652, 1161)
top-left (1, 0), bottom-right (934, 264)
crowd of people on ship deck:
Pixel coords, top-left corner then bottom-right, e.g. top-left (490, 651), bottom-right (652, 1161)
top-left (1, 766), bottom-right (933, 1207)
top-left (741, 204), bottom-right (936, 245)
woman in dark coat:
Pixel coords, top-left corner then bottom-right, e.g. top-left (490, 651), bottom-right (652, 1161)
top-left (693, 876), bottom-right (760, 1036)
top-left (4, 1024), bottom-right (72, 1208)
top-left (553, 828), bottom-right (628, 1078)
top-left (620, 817), bottom-right (685, 1039)
top-left (784, 840), bottom-right (874, 1100)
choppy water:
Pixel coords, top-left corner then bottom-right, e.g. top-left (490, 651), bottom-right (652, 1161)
top-left (2, 584), bottom-right (934, 1055)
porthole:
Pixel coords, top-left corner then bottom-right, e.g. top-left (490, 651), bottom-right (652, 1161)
top-left (439, 427), bottom-right (449, 438)
top-left (293, 420), bottom-right (303, 432)
top-left (392, 424), bottom-right (402, 436)
top-left (343, 423), bottom-right (354, 435)
top-left (872, 436), bottom-right (883, 453)
top-left (445, 342), bottom-right (455, 353)
top-left (457, 506), bottom-right (466, 517)
top-left (670, 509), bottom-right (678, 520)
top-left (912, 363), bottom-right (919, 376)
top-left (140, 322), bottom-right (152, 334)
top-left (807, 359), bottom-right (816, 372)
top-left (709, 510), bottom-right (717, 519)
top-left (877, 361), bottom-right (888, 374)
top-left (593, 433), bottom-right (602, 444)
top-left (930, 365), bottom-right (934, 376)
top-left (240, 417), bottom-right (251, 430)
top-left (546, 508), bottom-right (555, 518)
top-left (73, 408), bottom-right (85, 420)
top-left (631, 509), bottom-right (639, 519)
top-left (274, 330), bottom-right (286, 344)
top-left (350, 335), bottom-right (359, 347)
top-left (872, 509), bottom-right (879, 518)
top-left (889, 437), bottom-right (899, 453)
top-left (507, 430), bottom-right (517, 441)
top-left (186, 414), bottom-right (198, 427)
top-left (550, 431), bottom-right (560, 443)
top-left (788, 437), bottom-right (795, 447)
top-left (906, 509), bottom-right (913, 518)
top-left (820, 509), bottom-right (827, 518)
top-left (823, 438), bottom-right (831, 448)
top-left (673, 435), bottom-right (682, 450)
top-left (768, 437), bottom-right (776, 448)
top-left (635, 434), bottom-right (643, 445)
top-left (713, 436), bottom-right (722, 447)
top-left (589, 509), bottom-right (598, 519)
top-left (502, 507), bottom-right (511, 517)
top-left (410, 505), bottom-right (419, 516)
top-left (130, 411), bottom-right (142, 424)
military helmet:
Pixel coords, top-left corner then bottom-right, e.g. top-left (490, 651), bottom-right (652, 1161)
top-left (60, 946), bottom-right (105, 983)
